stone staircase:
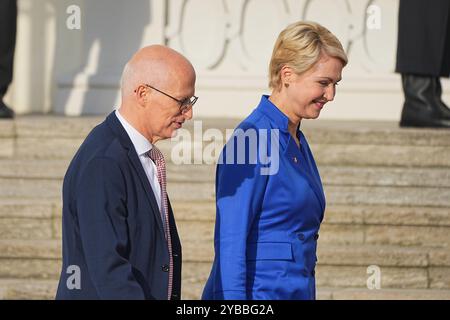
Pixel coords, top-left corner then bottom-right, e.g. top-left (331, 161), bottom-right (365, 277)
top-left (0, 116), bottom-right (449, 300)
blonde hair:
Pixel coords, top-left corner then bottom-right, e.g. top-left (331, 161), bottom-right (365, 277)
top-left (269, 21), bottom-right (348, 90)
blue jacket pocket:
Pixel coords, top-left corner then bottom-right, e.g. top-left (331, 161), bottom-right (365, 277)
top-left (246, 242), bottom-right (293, 261)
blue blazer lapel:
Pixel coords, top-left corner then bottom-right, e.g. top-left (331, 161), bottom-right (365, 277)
top-left (285, 138), bottom-right (326, 214)
top-left (105, 112), bottom-right (165, 236)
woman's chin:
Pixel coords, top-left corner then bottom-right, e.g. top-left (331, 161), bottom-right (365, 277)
top-left (303, 112), bottom-right (321, 120)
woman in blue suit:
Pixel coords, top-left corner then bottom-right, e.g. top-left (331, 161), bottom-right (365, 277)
top-left (202, 21), bottom-right (348, 300)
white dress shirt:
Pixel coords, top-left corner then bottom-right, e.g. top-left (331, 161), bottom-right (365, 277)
top-left (115, 109), bottom-right (162, 212)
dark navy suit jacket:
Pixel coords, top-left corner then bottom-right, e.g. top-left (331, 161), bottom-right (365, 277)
top-left (56, 112), bottom-right (182, 300)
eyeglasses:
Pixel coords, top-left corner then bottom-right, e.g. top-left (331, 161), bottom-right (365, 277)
top-left (137, 84), bottom-right (198, 113)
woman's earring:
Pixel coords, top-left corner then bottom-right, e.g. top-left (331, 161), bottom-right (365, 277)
top-left (284, 83), bottom-right (289, 88)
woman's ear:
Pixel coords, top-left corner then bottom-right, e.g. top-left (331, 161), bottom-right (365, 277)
top-left (280, 65), bottom-right (293, 88)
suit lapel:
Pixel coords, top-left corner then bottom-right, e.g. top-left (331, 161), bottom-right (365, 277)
top-left (106, 112), bottom-right (165, 236)
top-left (127, 149), bottom-right (165, 236)
top-left (167, 197), bottom-right (181, 248)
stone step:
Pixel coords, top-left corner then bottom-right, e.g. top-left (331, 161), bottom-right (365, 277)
top-left (311, 144), bottom-right (450, 168)
top-left (179, 171), bottom-right (450, 206)
top-left (0, 261), bottom-right (443, 292)
top-left (180, 236), bottom-right (450, 268)
top-left (177, 221), bottom-right (450, 251)
top-left (0, 258), bottom-right (61, 280)
top-left (1, 240), bottom-right (449, 267)
top-left (0, 279), bottom-right (58, 300)
top-left (1, 170), bottom-right (450, 208)
top-left (0, 198), bottom-right (61, 240)
top-left (324, 185), bottom-right (450, 207)
top-left (182, 222), bottom-right (450, 255)
top-left (0, 240), bottom-right (61, 259)
top-left (1, 200), bottom-right (450, 241)
top-left (1, 240), bottom-right (448, 291)
top-left (13, 116), bottom-right (103, 139)
top-left (159, 139), bottom-right (450, 168)
top-left (0, 216), bottom-right (57, 240)
top-left (6, 117), bottom-right (450, 147)
top-left (0, 198), bottom-right (58, 219)
top-left (300, 120), bottom-right (450, 147)
top-left (19, 177), bottom-right (445, 208)
top-left (320, 166), bottom-right (450, 188)
top-left (320, 204), bottom-right (450, 227)
top-left (0, 241), bottom-right (62, 280)
top-left (0, 211), bottom-right (443, 248)
top-left (319, 245), bottom-right (450, 268)
top-left (2, 117), bottom-right (450, 166)
top-left (173, 202), bottom-right (450, 227)
top-left (2, 159), bottom-right (450, 188)
top-left (318, 287), bottom-right (450, 300)
top-left (1, 198), bottom-right (448, 227)
top-left (314, 265), bottom-right (448, 290)
top-left (182, 261), bottom-right (449, 291)
top-left (0, 159), bottom-right (70, 179)
top-left (1, 277), bottom-right (449, 300)
top-left (0, 178), bottom-right (62, 199)
top-left (176, 221), bottom-right (450, 252)
top-left (0, 121), bottom-right (14, 159)
top-left (169, 183), bottom-right (450, 207)
top-left (7, 136), bottom-right (450, 168)
top-left (0, 159), bottom-right (218, 182)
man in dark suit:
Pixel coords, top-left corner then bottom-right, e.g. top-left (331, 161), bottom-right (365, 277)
top-left (0, 0), bottom-right (17, 118)
top-left (396, 0), bottom-right (450, 128)
top-left (56, 45), bottom-right (197, 299)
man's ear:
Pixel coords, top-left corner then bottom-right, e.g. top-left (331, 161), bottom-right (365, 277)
top-left (134, 84), bottom-right (149, 106)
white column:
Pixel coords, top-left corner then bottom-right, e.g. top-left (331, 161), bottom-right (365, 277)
top-left (54, 0), bottom-right (165, 115)
top-left (5, 0), bottom-right (60, 114)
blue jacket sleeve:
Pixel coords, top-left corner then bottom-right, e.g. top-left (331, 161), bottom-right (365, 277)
top-left (214, 128), bottom-right (269, 299)
top-left (75, 157), bottom-right (147, 299)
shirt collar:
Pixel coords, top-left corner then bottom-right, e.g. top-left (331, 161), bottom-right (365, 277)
top-left (256, 95), bottom-right (290, 133)
top-left (115, 109), bottom-right (153, 156)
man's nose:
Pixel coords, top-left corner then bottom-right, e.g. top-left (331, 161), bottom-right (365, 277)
top-left (183, 108), bottom-right (193, 120)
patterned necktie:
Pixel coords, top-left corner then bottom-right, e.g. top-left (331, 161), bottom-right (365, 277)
top-left (148, 146), bottom-right (173, 300)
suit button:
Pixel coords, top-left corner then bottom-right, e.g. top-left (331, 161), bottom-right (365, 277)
top-left (314, 234), bottom-right (319, 240)
top-left (297, 233), bottom-right (305, 241)
top-left (162, 264), bottom-right (169, 272)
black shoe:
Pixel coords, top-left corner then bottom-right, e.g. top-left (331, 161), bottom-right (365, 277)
top-left (0, 100), bottom-right (14, 119)
top-left (399, 74), bottom-right (450, 128)
top-left (434, 77), bottom-right (450, 118)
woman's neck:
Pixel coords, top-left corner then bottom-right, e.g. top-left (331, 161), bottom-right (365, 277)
top-left (269, 92), bottom-right (301, 144)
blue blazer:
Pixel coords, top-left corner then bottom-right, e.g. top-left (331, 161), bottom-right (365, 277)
top-left (56, 112), bottom-right (182, 300)
top-left (202, 96), bottom-right (325, 300)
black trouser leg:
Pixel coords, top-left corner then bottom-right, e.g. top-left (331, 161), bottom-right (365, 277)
top-left (0, 0), bottom-right (17, 118)
top-left (440, 4), bottom-right (450, 76)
